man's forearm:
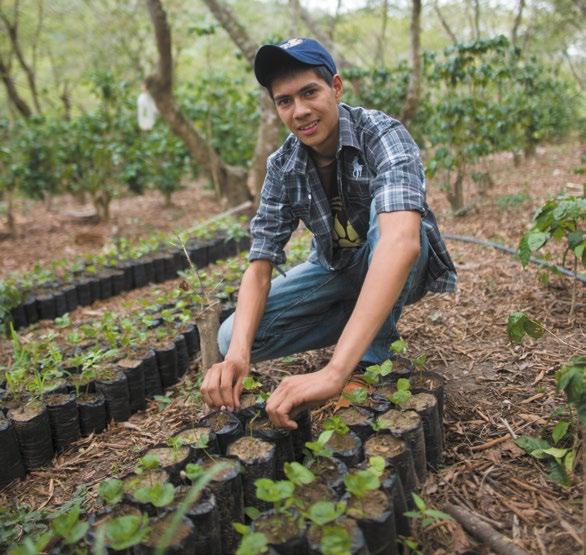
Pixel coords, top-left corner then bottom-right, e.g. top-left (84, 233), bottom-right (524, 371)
top-left (225, 260), bottom-right (272, 363)
top-left (329, 214), bottom-right (421, 379)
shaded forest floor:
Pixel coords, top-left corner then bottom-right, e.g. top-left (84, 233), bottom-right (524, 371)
top-left (0, 140), bottom-right (584, 554)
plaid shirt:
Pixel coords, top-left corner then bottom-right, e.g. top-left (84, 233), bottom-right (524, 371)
top-left (249, 103), bottom-right (457, 293)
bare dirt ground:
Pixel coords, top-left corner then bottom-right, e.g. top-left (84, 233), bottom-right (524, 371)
top-left (0, 181), bottom-right (223, 278)
top-left (0, 140), bottom-right (584, 554)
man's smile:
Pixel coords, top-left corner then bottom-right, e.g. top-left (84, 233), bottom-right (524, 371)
top-left (298, 120), bottom-right (319, 134)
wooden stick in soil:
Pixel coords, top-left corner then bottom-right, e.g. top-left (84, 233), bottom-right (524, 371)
top-left (195, 302), bottom-right (222, 371)
top-left (444, 503), bottom-right (528, 555)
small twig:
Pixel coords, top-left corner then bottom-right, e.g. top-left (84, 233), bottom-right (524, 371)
top-left (470, 435), bottom-right (511, 451)
top-left (500, 417), bottom-right (517, 439)
top-left (444, 503), bottom-right (529, 555)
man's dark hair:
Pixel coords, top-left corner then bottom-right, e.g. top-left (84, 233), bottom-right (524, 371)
top-left (265, 60), bottom-right (334, 98)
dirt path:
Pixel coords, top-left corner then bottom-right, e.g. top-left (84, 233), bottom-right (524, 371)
top-left (0, 140), bottom-right (584, 554)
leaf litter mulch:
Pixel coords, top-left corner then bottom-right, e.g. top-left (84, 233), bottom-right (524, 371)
top-left (0, 141), bottom-right (584, 554)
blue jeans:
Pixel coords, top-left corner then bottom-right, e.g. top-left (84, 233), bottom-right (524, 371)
top-left (218, 201), bottom-right (430, 364)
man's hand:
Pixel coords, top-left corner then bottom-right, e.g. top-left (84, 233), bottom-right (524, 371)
top-left (201, 358), bottom-right (249, 411)
top-left (266, 365), bottom-right (347, 429)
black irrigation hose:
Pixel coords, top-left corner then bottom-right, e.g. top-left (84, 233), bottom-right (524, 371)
top-left (444, 234), bottom-right (586, 284)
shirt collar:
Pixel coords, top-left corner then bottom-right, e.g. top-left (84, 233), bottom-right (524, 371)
top-left (282, 103), bottom-right (360, 175)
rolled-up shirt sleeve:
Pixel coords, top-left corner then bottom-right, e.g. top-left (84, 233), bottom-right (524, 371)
top-left (366, 119), bottom-right (426, 216)
top-left (249, 157), bottom-right (298, 267)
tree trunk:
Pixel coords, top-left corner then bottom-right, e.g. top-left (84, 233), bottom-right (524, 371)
top-left (92, 190), bottom-right (111, 221)
top-left (0, 7), bottom-right (43, 114)
top-left (375, 0), bottom-right (389, 67)
top-left (195, 303), bottom-right (222, 372)
top-left (6, 189), bottom-right (16, 237)
top-left (145, 0), bottom-right (250, 207)
top-left (400, 0), bottom-right (422, 125)
top-left (448, 165), bottom-right (465, 212)
top-left (433, 1), bottom-right (458, 45)
top-left (202, 0), bottom-right (281, 201)
top-left (0, 54), bottom-right (32, 118)
top-left (510, 0), bottom-right (526, 49)
top-left (289, 0), bottom-right (301, 36)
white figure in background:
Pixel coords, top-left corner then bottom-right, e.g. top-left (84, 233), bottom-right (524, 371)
top-left (137, 82), bottom-right (158, 131)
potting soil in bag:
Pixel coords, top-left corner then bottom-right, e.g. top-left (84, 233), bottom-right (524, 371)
top-left (0, 416), bottom-right (26, 487)
top-left (9, 401), bottom-right (54, 470)
top-left (378, 409), bottom-right (427, 483)
top-left (307, 516), bottom-right (368, 555)
top-left (227, 436), bottom-right (276, 512)
top-left (346, 488), bottom-right (398, 555)
top-left (155, 342), bottom-right (178, 389)
top-left (199, 410), bottom-right (242, 454)
top-left (308, 456), bottom-right (348, 496)
top-left (118, 358), bottom-right (147, 412)
top-left (95, 369), bottom-right (131, 423)
top-left (252, 510), bottom-right (308, 555)
top-left (77, 392), bottom-right (107, 436)
top-left (174, 334), bottom-right (189, 378)
top-left (134, 514), bottom-right (196, 555)
top-left (363, 432), bottom-right (417, 502)
top-left (199, 455), bottom-right (244, 554)
top-left (247, 413), bottom-right (295, 479)
top-left (337, 406), bottom-right (376, 442)
top-left (144, 445), bottom-right (190, 484)
top-left (122, 469), bottom-right (170, 516)
top-left (173, 425), bottom-right (220, 458)
top-left (403, 392), bottom-right (444, 468)
top-left (324, 429), bottom-right (364, 467)
top-left (46, 392), bottom-right (81, 452)
top-left (141, 349), bottom-right (163, 398)
top-left (410, 370), bottom-right (445, 420)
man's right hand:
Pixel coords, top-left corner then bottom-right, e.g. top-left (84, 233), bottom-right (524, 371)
top-left (200, 358), bottom-right (250, 411)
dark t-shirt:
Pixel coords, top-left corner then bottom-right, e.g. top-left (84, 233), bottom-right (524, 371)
top-left (316, 159), bottom-right (364, 250)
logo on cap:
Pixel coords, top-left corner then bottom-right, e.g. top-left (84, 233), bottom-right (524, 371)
top-left (281, 38), bottom-right (303, 50)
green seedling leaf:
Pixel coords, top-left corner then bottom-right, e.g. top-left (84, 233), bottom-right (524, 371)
top-left (379, 359), bottom-right (393, 376)
top-left (236, 532), bottom-right (268, 555)
top-left (320, 525), bottom-right (352, 555)
top-left (50, 502), bottom-right (89, 545)
top-left (396, 378), bottom-right (411, 391)
top-left (564, 450), bottom-right (576, 473)
top-left (283, 462), bottom-right (315, 486)
top-left (233, 522), bottom-right (250, 535)
top-left (515, 435), bottom-right (551, 458)
top-left (425, 509), bottom-right (454, 521)
top-left (368, 456), bottom-right (386, 477)
top-left (390, 339), bottom-right (407, 354)
top-left (342, 387), bottom-right (368, 405)
top-left (390, 389), bottom-right (412, 407)
top-left (195, 434), bottom-right (209, 449)
top-left (136, 454), bottom-right (160, 473)
top-left (307, 501), bottom-right (346, 526)
top-left (7, 532), bottom-right (52, 555)
top-left (552, 421), bottom-right (570, 445)
top-left (133, 483), bottom-right (175, 508)
top-left (323, 416), bottom-right (349, 436)
top-left (244, 506), bottom-right (261, 521)
top-left (305, 430), bottom-right (334, 458)
top-left (254, 479), bottom-right (294, 504)
top-left (541, 447), bottom-right (569, 462)
top-left (98, 479), bottom-right (124, 505)
top-left (413, 354), bottom-right (427, 368)
top-left (184, 463), bottom-right (205, 482)
top-left (103, 514), bottom-right (150, 550)
top-left (412, 493), bottom-right (427, 512)
top-left (343, 470), bottom-right (380, 498)
top-left (507, 312), bottom-right (544, 344)
top-left (242, 377), bottom-right (263, 392)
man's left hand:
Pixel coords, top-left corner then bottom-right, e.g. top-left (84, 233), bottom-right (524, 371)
top-left (265, 366), bottom-right (347, 429)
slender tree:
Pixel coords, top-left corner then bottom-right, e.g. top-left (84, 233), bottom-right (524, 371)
top-left (375, 0), bottom-right (389, 67)
top-left (400, 0), bottom-right (422, 125)
top-left (201, 0), bottom-right (281, 200)
top-left (145, 0), bottom-right (250, 206)
top-left (511, 0), bottom-right (526, 49)
top-left (433, 1), bottom-right (458, 44)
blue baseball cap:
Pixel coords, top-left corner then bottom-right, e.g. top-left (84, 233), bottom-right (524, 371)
top-left (254, 37), bottom-right (337, 88)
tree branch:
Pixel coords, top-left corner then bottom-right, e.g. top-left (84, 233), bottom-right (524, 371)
top-left (510, 0), bottom-right (525, 49)
top-left (433, 1), bottom-right (458, 45)
top-left (400, 0), bottom-right (422, 125)
top-left (0, 50), bottom-right (32, 117)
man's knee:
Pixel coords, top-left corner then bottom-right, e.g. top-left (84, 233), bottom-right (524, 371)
top-left (217, 314), bottom-right (234, 357)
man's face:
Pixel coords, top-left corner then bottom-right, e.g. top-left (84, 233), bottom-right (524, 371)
top-left (271, 69), bottom-right (343, 159)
